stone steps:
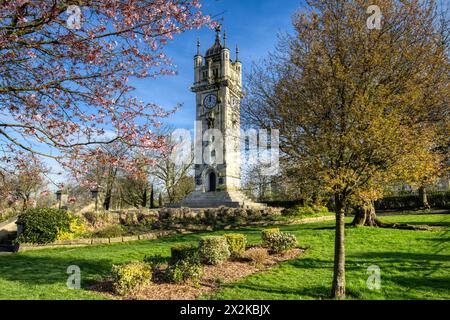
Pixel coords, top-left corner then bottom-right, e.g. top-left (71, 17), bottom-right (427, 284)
top-left (178, 191), bottom-right (267, 209)
top-left (0, 232), bottom-right (17, 253)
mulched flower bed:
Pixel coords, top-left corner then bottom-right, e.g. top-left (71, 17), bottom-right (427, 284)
top-left (90, 247), bottom-right (305, 300)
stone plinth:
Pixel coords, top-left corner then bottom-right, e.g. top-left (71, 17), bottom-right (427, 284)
top-left (172, 191), bottom-right (266, 209)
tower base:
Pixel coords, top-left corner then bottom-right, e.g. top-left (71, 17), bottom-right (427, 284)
top-left (170, 191), bottom-right (266, 209)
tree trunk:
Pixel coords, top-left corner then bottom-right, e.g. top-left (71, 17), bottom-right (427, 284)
top-left (418, 186), bottom-right (430, 209)
top-left (158, 193), bottom-right (163, 207)
top-left (332, 193), bottom-right (346, 299)
top-left (103, 190), bottom-right (111, 211)
top-left (150, 185), bottom-right (155, 209)
top-left (141, 187), bottom-right (147, 208)
top-left (103, 167), bottom-right (117, 211)
top-left (352, 206), bottom-right (367, 227)
top-left (352, 200), bottom-right (431, 230)
top-left (22, 197), bottom-right (28, 211)
top-left (352, 201), bottom-right (377, 227)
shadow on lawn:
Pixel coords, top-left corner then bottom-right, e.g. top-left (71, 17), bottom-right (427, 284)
top-left (220, 283), bottom-right (332, 300)
top-left (391, 275), bottom-right (450, 292)
top-left (351, 250), bottom-right (450, 292)
top-left (0, 254), bottom-right (113, 287)
top-left (351, 251), bottom-right (450, 263)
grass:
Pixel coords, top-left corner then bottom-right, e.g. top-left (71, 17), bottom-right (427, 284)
top-left (0, 213), bottom-right (448, 300)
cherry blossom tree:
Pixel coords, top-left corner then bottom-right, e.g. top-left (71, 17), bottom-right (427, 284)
top-left (0, 1), bottom-right (211, 181)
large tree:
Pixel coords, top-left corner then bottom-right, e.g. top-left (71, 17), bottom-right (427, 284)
top-left (243, 0), bottom-right (448, 299)
top-left (149, 127), bottom-right (194, 203)
top-left (2, 155), bottom-right (48, 211)
top-left (0, 0), bottom-right (210, 180)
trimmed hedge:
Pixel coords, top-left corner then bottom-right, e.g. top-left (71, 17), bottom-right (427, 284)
top-left (166, 258), bottom-right (203, 285)
top-left (155, 207), bottom-right (282, 229)
top-left (170, 244), bottom-right (199, 265)
top-left (375, 192), bottom-right (450, 210)
top-left (261, 228), bottom-right (280, 246)
top-left (264, 232), bottom-right (298, 254)
top-left (264, 200), bottom-right (305, 208)
top-left (16, 208), bottom-right (72, 244)
top-left (199, 236), bottom-right (230, 265)
top-left (224, 234), bottom-right (247, 258)
top-left (111, 262), bottom-right (152, 296)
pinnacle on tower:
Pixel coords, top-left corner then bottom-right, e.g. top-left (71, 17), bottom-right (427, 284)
top-left (196, 37), bottom-right (201, 56)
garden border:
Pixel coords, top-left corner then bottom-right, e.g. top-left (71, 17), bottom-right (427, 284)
top-left (16, 215), bottom-right (335, 252)
top-left (17, 230), bottom-right (179, 252)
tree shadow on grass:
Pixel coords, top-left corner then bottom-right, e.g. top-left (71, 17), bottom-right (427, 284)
top-left (0, 254), bottom-right (113, 287)
top-left (350, 251), bottom-right (450, 263)
top-left (217, 283), bottom-right (333, 300)
top-left (350, 250), bottom-right (450, 292)
top-left (389, 275), bottom-right (450, 292)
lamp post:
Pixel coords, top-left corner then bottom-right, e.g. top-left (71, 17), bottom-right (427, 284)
top-left (90, 189), bottom-right (99, 212)
top-left (55, 190), bottom-right (62, 209)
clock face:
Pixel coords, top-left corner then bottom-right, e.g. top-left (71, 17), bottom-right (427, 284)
top-left (204, 94), bottom-right (217, 109)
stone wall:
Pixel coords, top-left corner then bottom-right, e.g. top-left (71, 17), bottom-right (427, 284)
top-left (17, 230), bottom-right (177, 252)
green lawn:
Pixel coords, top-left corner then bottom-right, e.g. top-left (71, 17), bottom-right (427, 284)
top-left (0, 214), bottom-right (448, 300)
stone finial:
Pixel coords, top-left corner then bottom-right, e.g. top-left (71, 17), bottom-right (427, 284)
top-left (196, 37), bottom-right (201, 55)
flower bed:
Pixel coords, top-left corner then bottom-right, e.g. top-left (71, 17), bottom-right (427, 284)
top-left (91, 247), bottom-right (304, 300)
top-left (91, 230), bottom-right (304, 300)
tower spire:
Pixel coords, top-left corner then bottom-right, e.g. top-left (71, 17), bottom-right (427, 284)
top-left (236, 44), bottom-right (240, 62)
top-left (223, 30), bottom-right (227, 48)
top-left (215, 24), bottom-right (222, 45)
top-left (196, 37), bottom-right (201, 55)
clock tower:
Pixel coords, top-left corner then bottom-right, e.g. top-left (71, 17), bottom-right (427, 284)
top-left (192, 25), bottom-right (243, 193)
top-left (179, 26), bottom-right (264, 208)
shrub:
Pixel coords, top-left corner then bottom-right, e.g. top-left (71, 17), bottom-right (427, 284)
top-left (57, 215), bottom-right (86, 240)
top-left (199, 236), bottom-right (230, 265)
top-left (166, 258), bottom-right (203, 285)
top-left (144, 254), bottom-right (167, 273)
top-left (16, 208), bottom-right (72, 244)
top-left (312, 205), bottom-right (329, 213)
top-left (224, 234), bottom-right (247, 259)
top-left (261, 228), bottom-right (280, 246)
top-left (264, 200), bottom-right (304, 208)
top-left (283, 205), bottom-right (313, 217)
top-left (282, 204), bottom-right (330, 217)
top-left (111, 262), bottom-right (152, 296)
top-left (241, 248), bottom-right (268, 266)
top-left (170, 244), bottom-right (199, 265)
top-left (265, 232), bottom-right (297, 254)
top-left (375, 192), bottom-right (450, 210)
top-left (83, 211), bottom-right (97, 226)
top-left (95, 225), bottom-right (125, 238)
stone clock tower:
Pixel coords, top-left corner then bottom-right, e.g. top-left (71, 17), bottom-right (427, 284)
top-left (179, 26), bottom-right (264, 209)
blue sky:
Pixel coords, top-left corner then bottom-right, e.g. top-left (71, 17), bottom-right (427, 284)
top-left (40, 0), bottom-right (305, 187)
top-left (132, 0), bottom-right (304, 131)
